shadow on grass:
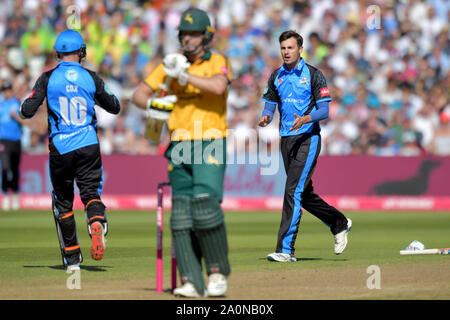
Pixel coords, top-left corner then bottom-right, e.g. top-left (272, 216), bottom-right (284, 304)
top-left (259, 257), bottom-right (348, 262)
top-left (143, 288), bottom-right (173, 293)
top-left (23, 265), bottom-right (112, 272)
top-left (296, 257), bottom-right (348, 262)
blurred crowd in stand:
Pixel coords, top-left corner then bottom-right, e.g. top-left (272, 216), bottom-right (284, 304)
top-left (0, 0), bottom-right (448, 156)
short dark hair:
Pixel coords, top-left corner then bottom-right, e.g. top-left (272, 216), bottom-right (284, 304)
top-left (279, 30), bottom-right (303, 48)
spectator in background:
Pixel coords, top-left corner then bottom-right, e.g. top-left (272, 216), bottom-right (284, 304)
top-left (20, 19), bottom-right (53, 79)
top-left (121, 38), bottom-right (149, 73)
top-left (433, 107), bottom-right (450, 155)
top-left (400, 117), bottom-right (424, 156)
top-left (3, 17), bottom-right (26, 48)
top-left (412, 105), bottom-right (440, 152)
top-left (226, 21), bottom-right (256, 76)
top-left (307, 32), bottom-right (329, 65)
top-left (102, 9), bottom-right (130, 67)
top-left (428, 46), bottom-right (449, 80)
top-left (95, 57), bottom-right (122, 154)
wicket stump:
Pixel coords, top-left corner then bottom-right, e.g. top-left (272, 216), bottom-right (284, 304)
top-left (156, 182), bottom-right (177, 293)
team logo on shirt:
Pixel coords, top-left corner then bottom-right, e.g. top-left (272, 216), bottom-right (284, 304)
top-left (320, 87), bottom-right (330, 97)
top-left (278, 78), bottom-right (283, 85)
top-left (65, 69), bottom-right (78, 82)
top-left (299, 77), bottom-right (309, 85)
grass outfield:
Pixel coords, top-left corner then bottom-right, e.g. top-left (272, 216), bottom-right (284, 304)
top-left (0, 209), bottom-right (449, 299)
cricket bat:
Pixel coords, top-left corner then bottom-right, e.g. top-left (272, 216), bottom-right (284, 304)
top-left (400, 248), bottom-right (450, 255)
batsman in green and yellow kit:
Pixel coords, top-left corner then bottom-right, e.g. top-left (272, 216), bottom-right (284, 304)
top-left (132, 8), bottom-right (232, 297)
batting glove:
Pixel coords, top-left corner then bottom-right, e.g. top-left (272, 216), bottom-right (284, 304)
top-left (163, 53), bottom-right (190, 86)
top-left (146, 94), bottom-right (177, 120)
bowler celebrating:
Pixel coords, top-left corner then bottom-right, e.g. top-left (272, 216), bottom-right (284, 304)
top-left (259, 30), bottom-right (352, 262)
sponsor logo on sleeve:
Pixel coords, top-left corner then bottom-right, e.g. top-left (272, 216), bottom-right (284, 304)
top-left (320, 87), bottom-right (330, 97)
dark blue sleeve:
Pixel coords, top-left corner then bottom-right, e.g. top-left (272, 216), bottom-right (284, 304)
top-left (261, 101), bottom-right (277, 120)
top-left (309, 100), bottom-right (329, 122)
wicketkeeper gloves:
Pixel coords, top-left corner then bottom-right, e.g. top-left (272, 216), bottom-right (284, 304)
top-left (163, 53), bottom-right (191, 86)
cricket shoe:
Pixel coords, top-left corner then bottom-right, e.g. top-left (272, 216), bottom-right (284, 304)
top-left (90, 222), bottom-right (106, 260)
top-left (65, 252), bottom-right (82, 270)
top-left (2, 195), bottom-right (10, 211)
top-left (207, 273), bottom-right (227, 297)
top-left (11, 193), bottom-right (20, 211)
top-left (267, 252), bottom-right (296, 262)
top-left (173, 282), bottom-right (207, 298)
top-left (334, 218), bottom-right (352, 255)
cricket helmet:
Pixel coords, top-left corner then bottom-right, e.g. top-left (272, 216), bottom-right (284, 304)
top-left (178, 8), bottom-right (215, 45)
top-left (54, 30), bottom-right (86, 60)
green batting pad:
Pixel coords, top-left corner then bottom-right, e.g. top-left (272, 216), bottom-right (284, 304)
top-left (195, 222), bottom-right (231, 276)
top-left (172, 229), bottom-right (206, 294)
top-left (170, 194), bottom-right (193, 230)
top-left (191, 195), bottom-right (224, 230)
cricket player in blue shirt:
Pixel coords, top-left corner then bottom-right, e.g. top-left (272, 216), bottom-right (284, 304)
top-left (259, 30), bottom-right (352, 262)
top-left (0, 81), bottom-right (23, 211)
top-left (20, 30), bottom-right (121, 271)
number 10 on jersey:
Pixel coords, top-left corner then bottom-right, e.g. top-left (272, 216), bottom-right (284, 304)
top-left (59, 96), bottom-right (88, 126)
